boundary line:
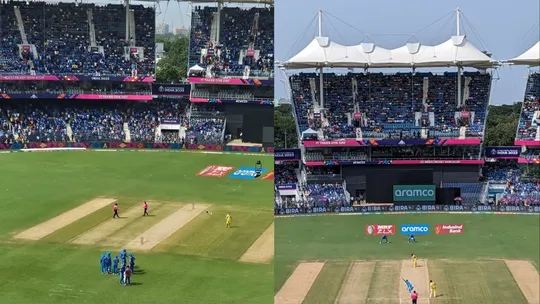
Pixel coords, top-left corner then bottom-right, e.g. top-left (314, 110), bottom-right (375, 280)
top-left (0, 148), bottom-right (273, 157)
top-left (275, 211), bottom-right (540, 218)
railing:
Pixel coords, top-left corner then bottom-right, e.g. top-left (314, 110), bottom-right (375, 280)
top-left (1, 89), bottom-right (152, 95)
top-left (0, 71), bottom-right (154, 77)
top-left (214, 70), bottom-right (272, 79)
top-left (306, 156), bottom-right (481, 161)
top-left (370, 157), bottom-right (482, 161)
top-left (306, 174), bottom-right (343, 181)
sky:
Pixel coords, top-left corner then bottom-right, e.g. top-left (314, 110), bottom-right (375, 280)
top-left (275, 0), bottom-right (540, 105)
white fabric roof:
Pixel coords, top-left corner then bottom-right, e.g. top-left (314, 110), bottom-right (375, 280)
top-left (284, 35), bottom-right (495, 69)
top-left (189, 64), bottom-right (205, 71)
top-left (509, 41), bottom-right (540, 67)
top-left (302, 128), bottom-right (318, 135)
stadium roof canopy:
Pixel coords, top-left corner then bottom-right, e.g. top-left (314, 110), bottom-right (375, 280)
top-left (284, 35), bottom-right (495, 69)
top-left (508, 41), bottom-right (540, 67)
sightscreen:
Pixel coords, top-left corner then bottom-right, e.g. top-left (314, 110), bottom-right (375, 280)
top-left (366, 169), bottom-right (433, 203)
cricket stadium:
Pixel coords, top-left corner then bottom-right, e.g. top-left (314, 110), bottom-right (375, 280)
top-left (273, 7), bottom-right (539, 304)
top-left (0, 0), bottom-right (274, 303)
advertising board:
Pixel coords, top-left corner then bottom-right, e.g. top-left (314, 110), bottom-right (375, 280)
top-left (393, 185), bottom-right (436, 202)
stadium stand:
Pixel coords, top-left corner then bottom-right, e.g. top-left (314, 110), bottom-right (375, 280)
top-left (0, 2), bottom-right (155, 76)
top-left (483, 162), bottom-right (539, 206)
top-left (290, 72), bottom-right (491, 140)
top-left (274, 163), bottom-right (298, 185)
top-left (189, 6), bottom-right (274, 78)
top-left (0, 100), bottom-right (227, 145)
top-left (516, 73), bottom-right (540, 140)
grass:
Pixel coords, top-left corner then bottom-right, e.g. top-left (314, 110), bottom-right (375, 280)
top-left (302, 262), bottom-right (348, 304)
top-left (0, 151), bottom-right (273, 304)
top-left (155, 206), bottom-right (273, 260)
top-left (275, 213), bottom-right (540, 294)
top-left (428, 260), bottom-right (527, 304)
top-left (41, 198), bottom-right (141, 244)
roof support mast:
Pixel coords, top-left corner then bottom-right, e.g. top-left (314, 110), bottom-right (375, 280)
top-left (456, 7), bottom-right (462, 108)
top-left (125, 0), bottom-right (130, 42)
top-left (318, 9), bottom-right (324, 111)
top-left (216, 1), bottom-right (222, 45)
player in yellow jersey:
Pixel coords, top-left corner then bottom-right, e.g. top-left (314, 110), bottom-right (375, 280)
top-left (226, 213), bottom-right (232, 228)
top-left (411, 254), bottom-right (417, 268)
top-left (429, 280), bottom-right (437, 298)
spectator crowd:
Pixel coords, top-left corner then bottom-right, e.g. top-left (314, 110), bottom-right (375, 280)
top-left (0, 100), bottom-right (228, 145)
top-left (516, 73), bottom-right (540, 140)
top-left (189, 6), bottom-right (273, 78)
top-left (291, 72), bottom-right (491, 141)
top-left (0, 1), bottom-right (155, 76)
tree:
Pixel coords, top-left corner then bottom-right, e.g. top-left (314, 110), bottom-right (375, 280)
top-left (155, 35), bottom-right (189, 83)
top-left (484, 102), bottom-right (521, 147)
top-left (274, 104), bottom-right (298, 148)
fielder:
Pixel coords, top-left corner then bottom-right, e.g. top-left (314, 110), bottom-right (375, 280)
top-left (402, 278), bottom-right (414, 293)
top-left (119, 264), bottom-right (126, 285)
top-left (100, 253), bottom-right (106, 274)
top-left (408, 234), bottom-right (416, 243)
top-left (429, 280), bottom-right (437, 298)
top-left (226, 213), bottom-right (232, 228)
top-left (113, 256), bottom-right (119, 274)
top-left (380, 233), bottom-right (389, 244)
top-left (129, 253), bottom-right (135, 272)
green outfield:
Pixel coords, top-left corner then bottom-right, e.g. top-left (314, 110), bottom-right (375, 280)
top-left (274, 213), bottom-right (540, 304)
top-left (0, 150), bottom-right (274, 304)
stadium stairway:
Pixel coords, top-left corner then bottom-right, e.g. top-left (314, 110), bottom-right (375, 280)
top-left (87, 9), bottom-right (97, 47)
top-left (124, 123), bottom-right (131, 142)
top-left (459, 126), bottom-right (466, 139)
top-left (14, 5), bottom-right (35, 71)
top-left (179, 126), bottom-right (186, 141)
top-left (422, 77), bottom-right (429, 109)
top-left (210, 11), bottom-right (218, 43)
top-left (154, 125), bottom-right (161, 142)
top-left (463, 77), bottom-right (472, 102)
top-left (309, 78), bottom-right (317, 107)
top-left (66, 124), bottom-right (73, 141)
top-left (13, 6), bottom-right (28, 44)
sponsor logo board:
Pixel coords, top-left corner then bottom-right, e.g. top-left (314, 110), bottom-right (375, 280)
top-left (229, 167), bottom-right (268, 179)
top-left (400, 224), bottom-right (430, 235)
top-left (196, 165), bottom-right (234, 178)
top-left (435, 224), bottom-right (464, 234)
top-left (365, 224), bottom-right (395, 235)
top-left (393, 185), bottom-right (436, 202)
